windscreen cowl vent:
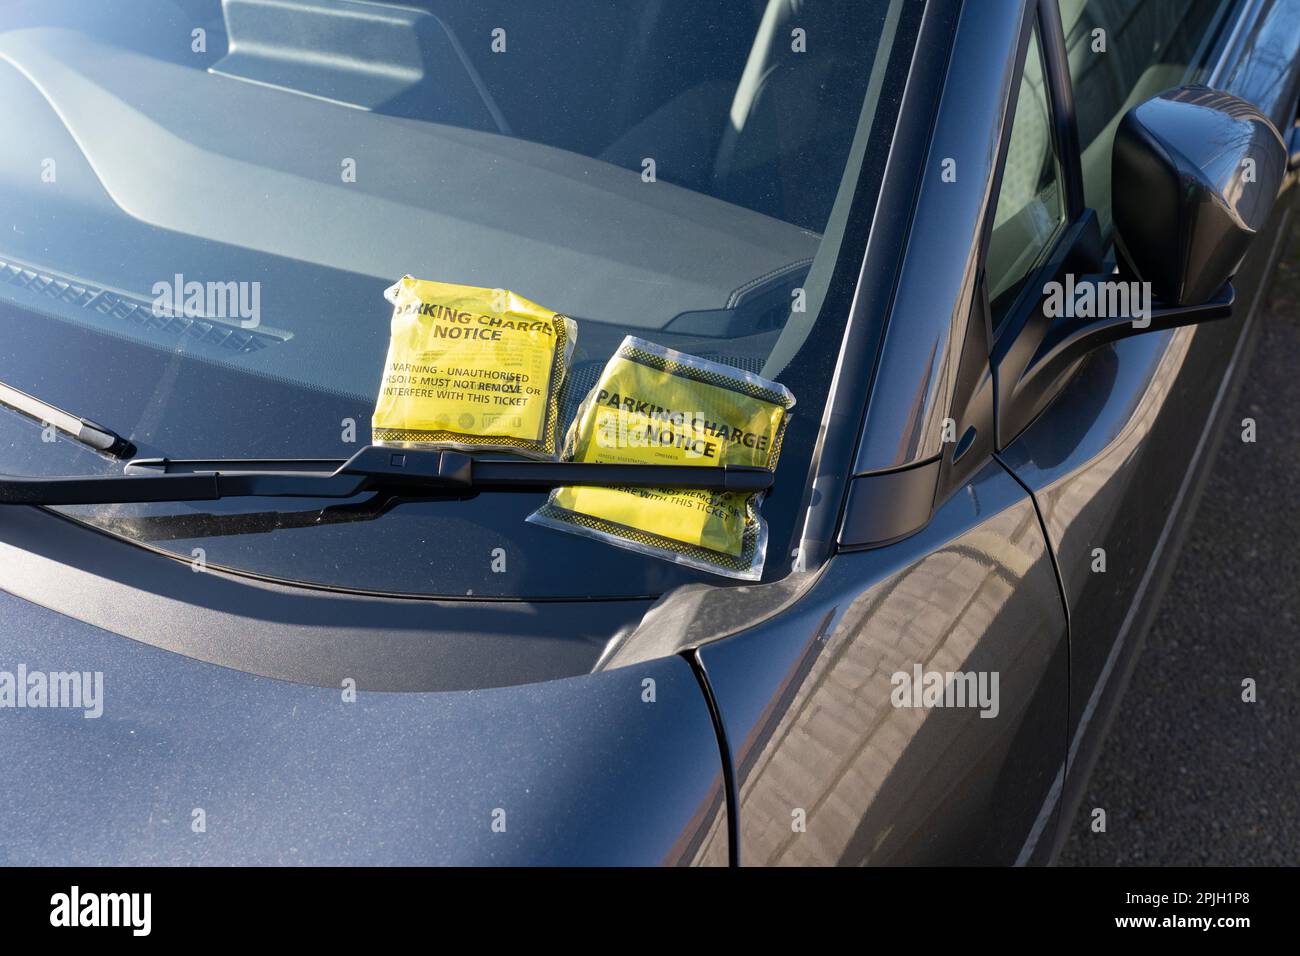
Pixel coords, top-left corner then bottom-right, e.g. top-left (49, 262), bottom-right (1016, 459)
top-left (0, 256), bottom-right (290, 355)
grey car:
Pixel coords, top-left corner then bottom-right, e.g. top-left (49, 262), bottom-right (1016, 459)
top-left (0, 0), bottom-right (1298, 866)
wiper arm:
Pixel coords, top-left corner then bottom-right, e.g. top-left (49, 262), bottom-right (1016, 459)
top-left (0, 445), bottom-right (774, 506)
top-left (0, 379), bottom-right (134, 458)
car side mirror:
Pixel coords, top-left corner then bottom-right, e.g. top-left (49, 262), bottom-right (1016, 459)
top-left (1113, 84), bottom-right (1287, 306)
top-left (850, 87), bottom-right (1290, 550)
top-left (989, 86), bottom-right (1287, 459)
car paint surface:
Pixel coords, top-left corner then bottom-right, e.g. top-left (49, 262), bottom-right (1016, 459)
top-left (0, 585), bottom-right (727, 865)
top-left (697, 461), bottom-right (1068, 865)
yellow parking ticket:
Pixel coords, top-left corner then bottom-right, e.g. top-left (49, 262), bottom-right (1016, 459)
top-left (528, 336), bottom-right (795, 580)
top-left (372, 276), bottom-right (576, 459)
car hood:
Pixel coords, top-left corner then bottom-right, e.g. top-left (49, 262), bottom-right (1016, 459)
top-left (0, 584), bottom-right (727, 864)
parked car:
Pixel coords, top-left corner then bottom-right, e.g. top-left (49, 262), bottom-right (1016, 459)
top-left (1, 0), bottom-right (1297, 865)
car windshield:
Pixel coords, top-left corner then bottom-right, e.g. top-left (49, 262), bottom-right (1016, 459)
top-left (0, 0), bottom-right (918, 598)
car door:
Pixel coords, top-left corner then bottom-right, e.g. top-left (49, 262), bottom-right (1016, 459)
top-left (991, 0), bottom-right (1300, 855)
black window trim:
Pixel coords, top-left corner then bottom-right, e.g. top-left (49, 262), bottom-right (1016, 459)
top-left (980, 0), bottom-right (1082, 350)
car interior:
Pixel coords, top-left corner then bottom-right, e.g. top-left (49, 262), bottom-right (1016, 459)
top-left (0, 0), bottom-right (892, 407)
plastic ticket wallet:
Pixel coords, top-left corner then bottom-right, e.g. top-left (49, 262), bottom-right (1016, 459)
top-left (528, 336), bottom-right (795, 580)
top-left (372, 276), bottom-right (576, 459)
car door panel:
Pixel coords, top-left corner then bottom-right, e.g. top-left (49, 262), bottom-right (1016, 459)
top-left (998, 195), bottom-right (1293, 863)
top-left (697, 461), bottom-right (1067, 865)
top-left (999, 293), bottom-right (1244, 735)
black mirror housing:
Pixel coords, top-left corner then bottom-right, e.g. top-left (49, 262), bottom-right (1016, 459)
top-left (1113, 85), bottom-right (1287, 306)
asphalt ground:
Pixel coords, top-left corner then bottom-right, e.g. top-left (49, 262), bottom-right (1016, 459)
top-left (1060, 229), bottom-right (1300, 865)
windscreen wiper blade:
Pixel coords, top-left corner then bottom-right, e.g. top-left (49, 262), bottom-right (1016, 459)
top-left (0, 445), bottom-right (774, 506)
top-left (0, 379), bottom-right (134, 458)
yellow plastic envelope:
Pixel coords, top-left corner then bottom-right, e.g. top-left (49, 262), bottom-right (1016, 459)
top-left (372, 276), bottom-right (576, 459)
top-left (528, 336), bottom-right (795, 580)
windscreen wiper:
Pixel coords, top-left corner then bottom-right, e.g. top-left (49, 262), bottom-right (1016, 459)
top-left (0, 379), bottom-right (134, 458)
top-left (0, 445), bottom-right (774, 506)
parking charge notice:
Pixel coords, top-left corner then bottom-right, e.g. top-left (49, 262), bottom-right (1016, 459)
top-left (371, 277), bottom-right (574, 456)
